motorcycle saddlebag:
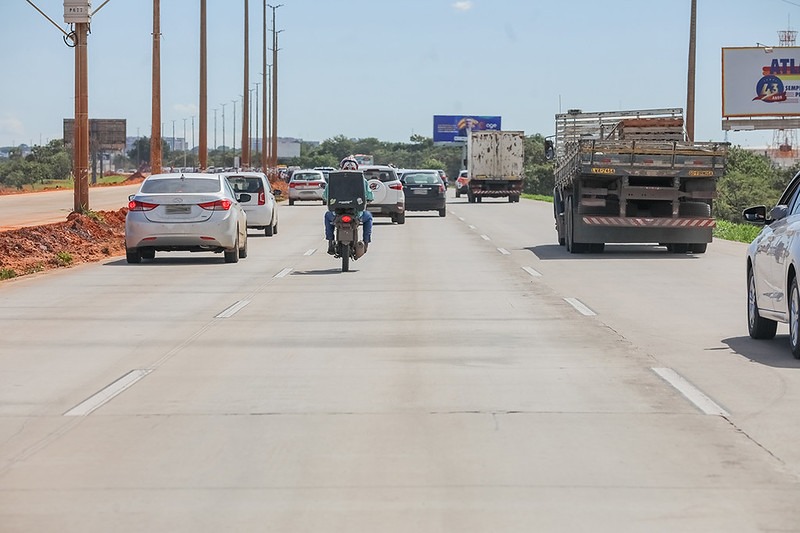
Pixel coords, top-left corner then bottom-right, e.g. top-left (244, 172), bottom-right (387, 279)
top-left (327, 171), bottom-right (366, 212)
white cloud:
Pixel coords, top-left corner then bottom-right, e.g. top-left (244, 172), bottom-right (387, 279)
top-left (452, 1), bottom-right (473, 11)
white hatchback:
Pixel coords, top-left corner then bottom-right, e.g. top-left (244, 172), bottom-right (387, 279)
top-left (224, 172), bottom-right (280, 236)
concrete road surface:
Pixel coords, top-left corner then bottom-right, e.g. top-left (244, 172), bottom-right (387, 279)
top-left (1, 193), bottom-right (799, 532)
top-left (0, 184), bottom-right (139, 228)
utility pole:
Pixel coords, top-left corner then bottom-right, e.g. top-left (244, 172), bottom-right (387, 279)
top-left (221, 102), bottom-right (227, 162)
top-left (685, 0), bottom-right (697, 142)
top-left (191, 115), bottom-right (195, 163)
top-left (199, 0), bottom-right (208, 169)
top-left (151, 0), bottom-right (162, 174)
top-left (172, 119), bottom-right (176, 156)
top-left (183, 117), bottom-right (187, 168)
top-left (213, 107), bottom-right (217, 154)
top-left (242, 0), bottom-right (251, 168)
top-left (232, 99), bottom-right (237, 158)
top-left (254, 81), bottom-right (260, 167)
top-left (262, 1), bottom-right (269, 172)
top-left (268, 4), bottom-right (282, 168)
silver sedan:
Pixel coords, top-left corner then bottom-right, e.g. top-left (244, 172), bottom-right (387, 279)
top-left (125, 173), bottom-right (248, 263)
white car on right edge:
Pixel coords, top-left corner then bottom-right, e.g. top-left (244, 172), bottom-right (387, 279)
top-left (362, 165), bottom-right (405, 224)
top-left (745, 169), bottom-right (800, 357)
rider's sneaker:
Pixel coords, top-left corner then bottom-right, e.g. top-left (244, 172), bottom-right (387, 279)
top-left (327, 240), bottom-right (336, 255)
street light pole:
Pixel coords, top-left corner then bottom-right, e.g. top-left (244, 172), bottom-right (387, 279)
top-left (268, 4), bottom-right (283, 168)
top-left (254, 81), bottom-right (260, 167)
top-left (183, 117), bottom-right (187, 168)
top-left (232, 99), bottom-right (237, 161)
top-left (262, 0), bottom-right (269, 172)
top-left (221, 102), bottom-right (227, 162)
top-left (199, 0), bottom-right (208, 169)
top-left (242, 0), bottom-right (251, 168)
top-left (151, 0), bottom-right (163, 175)
top-left (685, 0), bottom-right (697, 142)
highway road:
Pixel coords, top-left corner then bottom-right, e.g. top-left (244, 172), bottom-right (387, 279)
top-left (1, 192), bottom-right (799, 531)
top-left (0, 184), bottom-right (139, 228)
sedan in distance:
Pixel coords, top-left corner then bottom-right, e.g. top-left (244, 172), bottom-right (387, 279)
top-left (125, 173), bottom-right (248, 264)
top-left (224, 171), bottom-right (280, 236)
top-left (401, 170), bottom-right (446, 217)
top-left (745, 169), bottom-right (800, 357)
top-left (288, 169), bottom-right (327, 205)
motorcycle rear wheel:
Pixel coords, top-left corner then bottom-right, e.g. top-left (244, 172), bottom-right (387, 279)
top-left (340, 243), bottom-right (350, 272)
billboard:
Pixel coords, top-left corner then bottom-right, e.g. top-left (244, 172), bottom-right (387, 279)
top-left (63, 119), bottom-right (126, 150)
top-left (433, 115), bottom-right (501, 143)
top-left (722, 47), bottom-right (800, 117)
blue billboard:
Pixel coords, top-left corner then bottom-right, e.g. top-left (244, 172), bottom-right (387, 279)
top-left (433, 115), bottom-right (502, 143)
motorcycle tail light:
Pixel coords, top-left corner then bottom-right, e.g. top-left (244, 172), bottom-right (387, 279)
top-left (341, 215), bottom-right (353, 223)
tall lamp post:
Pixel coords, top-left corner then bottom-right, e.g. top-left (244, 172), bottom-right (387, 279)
top-left (268, 4), bottom-right (282, 168)
top-left (151, 0), bottom-right (163, 175)
top-left (686, 0), bottom-right (697, 142)
top-left (254, 81), bottom-right (260, 166)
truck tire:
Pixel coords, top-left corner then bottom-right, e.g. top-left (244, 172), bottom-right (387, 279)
top-left (679, 203), bottom-right (711, 254)
top-left (689, 243), bottom-right (707, 254)
top-left (566, 196), bottom-right (589, 254)
top-left (748, 267), bottom-right (777, 339)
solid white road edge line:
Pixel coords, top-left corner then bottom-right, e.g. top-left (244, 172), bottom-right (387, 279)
top-left (652, 367), bottom-right (729, 416)
top-left (215, 300), bottom-right (250, 318)
top-left (498, 248), bottom-right (511, 255)
top-left (564, 297), bottom-right (596, 316)
top-left (522, 266), bottom-right (542, 277)
top-left (64, 369), bottom-right (152, 417)
top-left (275, 267), bottom-right (293, 278)
top-left (304, 249), bottom-right (316, 256)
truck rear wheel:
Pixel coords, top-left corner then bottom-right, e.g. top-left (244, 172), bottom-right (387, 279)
top-left (566, 197), bottom-right (589, 254)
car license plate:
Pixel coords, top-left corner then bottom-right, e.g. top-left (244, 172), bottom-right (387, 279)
top-left (367, 206), bottom-right (380, 212)
top-left (413, 189), bottom-right (428, 195)
top-left (166, 204), bottom-right (191, 214)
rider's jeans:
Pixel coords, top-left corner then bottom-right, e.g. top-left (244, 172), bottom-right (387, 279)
top-left (325, 211), bottom-right (373, 243)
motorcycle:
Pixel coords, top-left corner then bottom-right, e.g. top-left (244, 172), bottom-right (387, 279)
top-left (327, 171), bottom-right (369, 273)
top-left (332, 209), bottom-right (366, 272)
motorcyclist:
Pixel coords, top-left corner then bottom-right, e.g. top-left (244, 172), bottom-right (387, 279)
top-left (323, 156), bottom-right (374, 255)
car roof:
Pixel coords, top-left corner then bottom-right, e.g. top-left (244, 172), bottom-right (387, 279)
top-left (222, 171), bottom-right (267, 178)
top-left (146, 172), bottom-right (220, 180)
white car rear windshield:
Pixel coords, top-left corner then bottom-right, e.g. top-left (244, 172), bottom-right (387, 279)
top-left (227, 177), bottom-right (265, 193)
top-left (141, 178), bottom-right (221, 194)
top-left (363, 170), bottom-right (397, 182)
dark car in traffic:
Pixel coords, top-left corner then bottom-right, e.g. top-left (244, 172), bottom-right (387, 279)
top-left (400, 170), bottom-right (446, 217)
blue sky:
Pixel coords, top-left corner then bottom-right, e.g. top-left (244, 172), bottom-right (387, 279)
top-left (1, 0), bottom-right (798, 149)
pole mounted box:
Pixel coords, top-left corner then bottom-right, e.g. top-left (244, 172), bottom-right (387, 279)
top-left (64, 0), bottom-right (91, 24)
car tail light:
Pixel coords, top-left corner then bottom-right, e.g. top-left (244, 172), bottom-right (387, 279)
top-left (439, 185), bottom-right (445, 193)
top-left (289, 182), bottom-right (297, 188)
top-left (389, 183), bottom-right (403, 190)
top-left (341, 215), bottom-right (353, 223)
top-left (198, 199), bottom-right (232, 211)
top-left (258, 191), bottom-right (265, 205)
top-left (128, 200), bottom-right (158, 211)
